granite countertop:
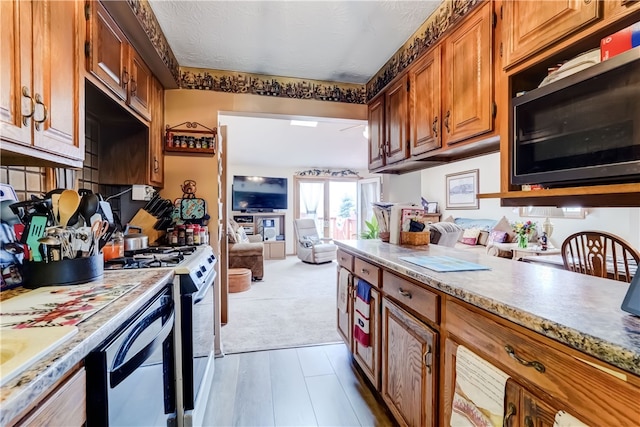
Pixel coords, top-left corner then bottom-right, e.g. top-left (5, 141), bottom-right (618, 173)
top-left (335, 240), bottom-right (640, 376)
top-left (0, 269), bottom-right (175, 426)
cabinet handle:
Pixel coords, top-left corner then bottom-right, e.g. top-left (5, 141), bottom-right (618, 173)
top-left (130, 78), bottom-right (137, 97)
top-left (398, 288), bottom-right (412, 299)
top-left (153, 156), bottom-right (159, 173)
top-left (503, 402), bottom-right (516, 426)
top-left (122, 68), bottom-right (130, 86)
top-left (432, 116), bottom-right (438, 138)
top-left (524, 416), bottom-right (534, 427)
top-left (33, 93), bottom-right (48, 131)
top-left (21, 86), bottom-right (35, 126)
top-left (504, 345), bottom-right (546, 373)
top-left (423, 344), bottom-right (432, 374)
top-left (360, 268), bottom-right (369, 275)
top-left (444, 110), bottom-right (450, 133)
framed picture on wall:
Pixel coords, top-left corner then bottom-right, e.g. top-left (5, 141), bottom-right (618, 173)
top-left (445, 169), bottom-right (479, 209)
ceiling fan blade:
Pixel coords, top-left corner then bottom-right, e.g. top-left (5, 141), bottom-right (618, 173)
top-left (339, 124), bottom-right (364, 132)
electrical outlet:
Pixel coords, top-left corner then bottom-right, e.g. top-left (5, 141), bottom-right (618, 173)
top-left (132, 185), bottom-right (154, 201)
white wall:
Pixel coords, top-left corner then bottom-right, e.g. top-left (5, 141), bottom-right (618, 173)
top-left (385, 152), bottom-right (640, 248)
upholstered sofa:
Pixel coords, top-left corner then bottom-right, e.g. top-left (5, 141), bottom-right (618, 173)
top-left (427, 216), bottom-right (524, 259)
top-left (228, 219), bottom-right (264, 280)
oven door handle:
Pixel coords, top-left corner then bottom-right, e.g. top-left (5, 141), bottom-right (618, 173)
top-left (110, 302), bottom-right (174, 388)
top-left (192, 271), bottom-right (216, 304)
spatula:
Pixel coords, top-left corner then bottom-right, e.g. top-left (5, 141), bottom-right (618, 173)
top-left (25, 215), bottom-right (48, 262)
top-left (58, 190), bottom-right (80, 227)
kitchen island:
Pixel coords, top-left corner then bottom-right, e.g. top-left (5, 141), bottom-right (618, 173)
top-left (0, 269), bottom-right (174, 426)
top-left (335, 240), bottom-right (640, 426)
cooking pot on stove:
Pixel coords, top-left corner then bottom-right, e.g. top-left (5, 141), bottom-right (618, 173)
top-left (123, 225), bottom-right (148, 251)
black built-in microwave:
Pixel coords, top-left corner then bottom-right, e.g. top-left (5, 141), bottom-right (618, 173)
top-left (511, 46), bottom-right (640, 188)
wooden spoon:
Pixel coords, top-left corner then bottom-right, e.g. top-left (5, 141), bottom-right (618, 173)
top-left (58, 190), bottom-right (81, 227)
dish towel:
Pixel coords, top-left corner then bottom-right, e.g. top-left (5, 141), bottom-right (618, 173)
top-left (553, 411), bottom-right (589, 427)
top-left (337, 268), bottom-right (350, 313)
top-left (353, 279), bottom-right (371, 347)
top-left (451, 345), bottom-right (510, 427)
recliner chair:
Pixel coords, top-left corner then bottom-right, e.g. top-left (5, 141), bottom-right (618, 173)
top-left (293, 218), bottom-right (337, 264)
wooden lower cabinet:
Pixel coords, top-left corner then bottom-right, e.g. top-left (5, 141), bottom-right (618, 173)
top-left (336, 266), bottom-right (352, 349)
top-left (381, 297), bottom-right (437, 427)
top-left (17, 367), bottom-right (86, 426)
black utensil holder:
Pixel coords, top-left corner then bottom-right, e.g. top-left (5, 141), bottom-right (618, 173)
top-left (23, 254), bottom-right (104, 288)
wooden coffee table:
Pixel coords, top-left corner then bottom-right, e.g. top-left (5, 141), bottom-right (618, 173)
top-left (512, 246), bottom-right (561, 261)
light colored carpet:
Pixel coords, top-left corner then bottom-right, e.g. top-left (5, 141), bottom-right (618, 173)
top-left (221, 256), bottom-right (341, 354)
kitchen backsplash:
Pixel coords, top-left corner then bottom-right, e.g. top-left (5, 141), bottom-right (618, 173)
top-left (0, 166), bottom-right (46, 201)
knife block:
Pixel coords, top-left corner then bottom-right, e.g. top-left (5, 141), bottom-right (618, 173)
top-left (128, 209), bottom-right (165, 245)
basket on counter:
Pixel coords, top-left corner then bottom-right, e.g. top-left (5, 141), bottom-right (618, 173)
top-left (400, 231), bottom-right (430, 246)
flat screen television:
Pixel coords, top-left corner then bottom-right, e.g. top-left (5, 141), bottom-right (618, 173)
top-left (232, 175), bottom-right (288, 212)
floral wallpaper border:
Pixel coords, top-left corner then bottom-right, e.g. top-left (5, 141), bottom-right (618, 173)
top-left (295, 169), bottom-right (360, 177)
top-left (179, 67), bottom-right (367, 105)
top-left (125, 0), bottom-right (180, 84)
top-left (366, 0), bottom-right (481, 101)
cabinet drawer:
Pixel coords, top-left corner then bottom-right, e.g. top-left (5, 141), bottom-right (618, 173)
top-left (383, 271), bottom-right (439, 325)
top-left (354, 258), bottom-right (380, 288)
top-left (337, 249), bottom-right (354, 271)
top-left (445, 300), bottom-right (640, 426)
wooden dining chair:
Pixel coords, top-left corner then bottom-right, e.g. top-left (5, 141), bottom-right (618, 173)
top-left (561, 231), bottom-right (640, 282)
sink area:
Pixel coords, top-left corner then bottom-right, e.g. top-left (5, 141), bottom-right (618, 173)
top-left (0, 326), bottom-right (78, 386)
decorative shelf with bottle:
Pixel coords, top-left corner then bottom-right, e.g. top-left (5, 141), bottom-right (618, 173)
top-left (165, 122), bottom-right (217, 155)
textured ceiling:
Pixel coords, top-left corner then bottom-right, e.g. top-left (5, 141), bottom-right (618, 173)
top-left (148, 1), bottom-right (441, 84)
top-left (149, 1), bottom-right (442, 169)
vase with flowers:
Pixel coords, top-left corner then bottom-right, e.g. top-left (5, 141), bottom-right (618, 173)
top-left (512, 220), bottom-right (536, 249)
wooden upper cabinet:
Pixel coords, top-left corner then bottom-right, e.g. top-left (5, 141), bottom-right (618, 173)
top-left (32, 0), bottom-right (83, 159)
top-left (367, 96), bottom-right (385, 170)
top-left (87, 1), bottom-right (151, 121)
top-left (409, 45), bottom-right (441, 157)
top-left (0, 0), bottom-right (32, 146)
top-left (128, 48), bottom-right (152, 121)
top-left (149, 77), bottom-right (164, 187)
top-left (88, 1), bottom-right (128, 101)
top-left (385, 75), bottom-right (409, 164)
top-left (442, 2), bottom-right (493, 146)
top-left (503, 0), bottom-right (600, 69)
top-left (0, 0), bottom-right (83, 166)
top-left (381, 297), bottom-right (437, 427)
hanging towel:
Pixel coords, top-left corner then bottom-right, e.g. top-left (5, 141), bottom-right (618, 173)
top-left (338, 268), bottom-right (350, 313)
top-left (553, 411), bottom-right (589, 427)
top-left (353, 279), bottom-right (371, 347)
top-left (451, 345), bottom-right (510, 427)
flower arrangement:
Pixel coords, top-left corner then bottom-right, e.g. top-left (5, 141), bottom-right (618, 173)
top-left (512, 220), bottom-right (536, 248)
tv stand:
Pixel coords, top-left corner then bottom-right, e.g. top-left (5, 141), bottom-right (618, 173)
top-left (232, 212), bottom-right (286, 260)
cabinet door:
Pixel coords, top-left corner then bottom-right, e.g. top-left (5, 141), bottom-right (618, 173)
top-left (336, 269), bottom-right (352, 349)
top-left (385, 75), bottom-right (409, 164)
top-left (503, 0), bottom-right (600, 68)
top-left (149, 76), bottom-right (164, 187)
top-left (367, 96), bottom-right (385, 170)
top-left (381, 297), bottom-right (437, 427)
top-left (0, 0), bottom-right (32, 146)
top-left (128, 48), bottom-right (152, 121)
top-left (353, 286), bottom-right (380, 389)
top-left (442, 3), bottom-right (493, 146)
top-left (32, 0), bottom-right (83, 160)
top-left (88, 1), bottom-right (128, 101)
top-left (409, 45), bottom-right (441, 156)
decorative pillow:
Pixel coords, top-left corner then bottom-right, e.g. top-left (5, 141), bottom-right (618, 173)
top-left (227, 220), bottom-right (238, 244)
top-left (477, 230), bottom-right (490, 246)
top-left (301, 235), bottom-right (320, 248)
top-left (488, 229), bottom-right (509, 244)
top-left (236, 226), bottom-right (250, 243)
top-left (427, 222), bottom-right (463, 247)
top-left (443, 215), bottom-right (455, 223)
top-left (492, 216), bottom-right (517, 243)
top-left (461, 228), bottom-right (481, 245)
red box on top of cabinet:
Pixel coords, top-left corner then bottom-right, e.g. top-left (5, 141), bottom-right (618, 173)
top-left (601, 22), bottom-right (640, 61)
